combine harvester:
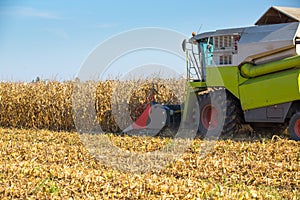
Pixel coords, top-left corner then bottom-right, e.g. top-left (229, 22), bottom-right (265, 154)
top-left (122, 6), bottom-right (300, 141)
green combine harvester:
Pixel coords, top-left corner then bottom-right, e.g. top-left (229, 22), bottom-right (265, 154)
top-left (122, 6), bottom-right (300, 141)
top-left (181, 6), bottom-right (300, 140)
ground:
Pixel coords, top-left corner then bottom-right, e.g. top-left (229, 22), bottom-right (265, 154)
top-left (0, 127), bottom-right (299, 199)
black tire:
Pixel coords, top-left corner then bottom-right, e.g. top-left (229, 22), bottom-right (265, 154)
top-left (250, 123), bottom-right (287, 134)
top-left (288, 112), bottom-right (300, 141)
top-left (198, 88), bottom-right (241, 139)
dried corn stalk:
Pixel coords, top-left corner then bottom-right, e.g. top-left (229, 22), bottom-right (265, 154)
top-left (0, 78), bottom-right (185, 132)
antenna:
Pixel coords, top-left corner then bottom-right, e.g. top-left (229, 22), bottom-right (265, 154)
top-left (197, 24), bottom-right (203, 34)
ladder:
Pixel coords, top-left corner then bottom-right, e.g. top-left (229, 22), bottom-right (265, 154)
top-left (185, 41), bottom-right (204, 81)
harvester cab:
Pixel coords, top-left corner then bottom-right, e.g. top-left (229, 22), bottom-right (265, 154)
top-left (183, 33), bottom-right (221, 82)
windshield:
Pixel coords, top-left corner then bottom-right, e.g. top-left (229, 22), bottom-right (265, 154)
top-left (199, 37), bottom-right (214, 68)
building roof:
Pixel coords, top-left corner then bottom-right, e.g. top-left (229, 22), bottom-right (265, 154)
top-left (255, 6), bottom-right (300, 25)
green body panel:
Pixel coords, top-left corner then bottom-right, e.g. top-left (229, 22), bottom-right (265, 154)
top-left (185, 56), bottom-right (300, 114)
top-left (188, 67), bottom-right (300, 111)
top-left (239, 68), bottom-right (300, 110)
top-left (206, 66), bottom-right (240, 98)
top-left (182, 86), bottom-right (193, 122)
top-left (182, 82), bottom-right (208, 123)
top-left (182, 67), bottom-right (240, 122)
top-left (189, 81), bottom-right (207, 88)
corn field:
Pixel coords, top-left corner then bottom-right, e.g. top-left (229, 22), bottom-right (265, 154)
top-left (0, 79), bottom-right (185, 132)
top-left (0, 80), bottom-right (299, 199)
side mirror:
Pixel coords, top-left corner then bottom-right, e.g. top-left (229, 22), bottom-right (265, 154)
top-left (182, 39), bottom-right (186, 52)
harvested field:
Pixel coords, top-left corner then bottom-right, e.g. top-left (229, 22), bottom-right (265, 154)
top-left (0, 128), bottom-right (299, 199)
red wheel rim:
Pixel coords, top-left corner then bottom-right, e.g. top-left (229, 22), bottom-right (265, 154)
top-left (294, 119), bottom-right (300, 137)
top-left (201, 104), bottom-right (219, 130)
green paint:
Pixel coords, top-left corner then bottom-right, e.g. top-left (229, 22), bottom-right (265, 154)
top-left (239, 68), bottom-right (300, 110)
top-left (186, 55), bottom-right (300, 113)
top-left (182, 87), bottom-right (191, 122)
top-left (298, 73), bottom-right (300, 93)
top-left (241, 55), bottom-right (300, 78)
top-left (189, 81), bottom-right (207, 88)
top-left (206, 66), bottom-right (240, 98)
top-left (182, 86), bottom-right (196, 123)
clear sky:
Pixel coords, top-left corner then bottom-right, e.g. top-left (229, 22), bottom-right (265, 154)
top-left (0, 0), bottom-right (299, 82)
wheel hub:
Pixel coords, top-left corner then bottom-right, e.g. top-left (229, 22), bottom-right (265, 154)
top-left (201, 104), bottom-right (219, 130)
top-left (294, 119), bottom-right (300, 138)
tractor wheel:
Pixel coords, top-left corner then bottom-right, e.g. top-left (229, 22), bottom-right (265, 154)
top-left (198, 88), bottom-right (241, 138)
top-left (288, 112), bottom-right (300, 141)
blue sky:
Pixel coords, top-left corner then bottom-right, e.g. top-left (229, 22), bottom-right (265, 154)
top-left (0, 0), bottom-right (299, 81)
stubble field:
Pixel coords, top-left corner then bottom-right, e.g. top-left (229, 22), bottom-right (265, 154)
top-left (0, 81), bottom-right (299, 199)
